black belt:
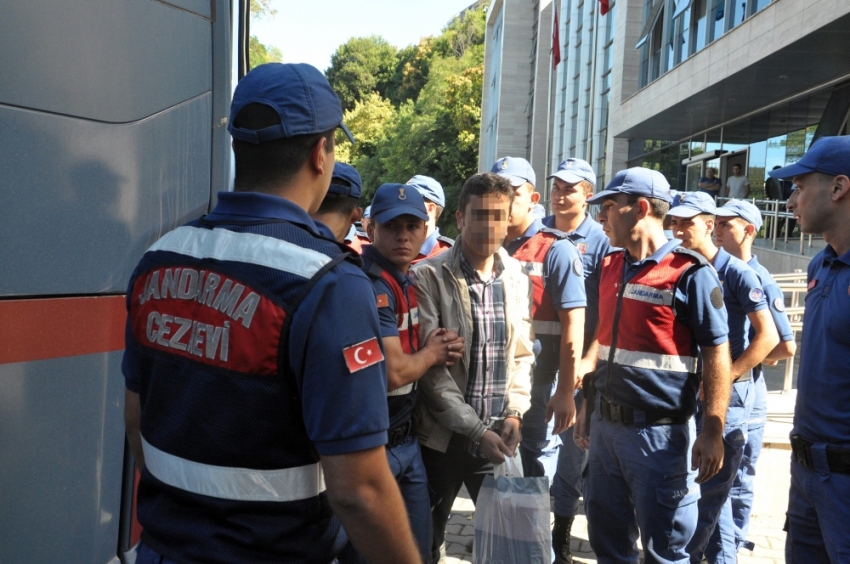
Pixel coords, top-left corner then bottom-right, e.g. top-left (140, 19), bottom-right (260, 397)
top-left (386, 421), bottom-right (412, 448)
top-left (599, 400), bottom-right (687, 426)
top-left (790, 435), bottom-right (850, 475)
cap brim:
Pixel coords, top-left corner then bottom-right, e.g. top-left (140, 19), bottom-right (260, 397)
top-left (586, 189), bottom-right (623, 205)
top-left (714, 208), bottom-right (740, 218)
top-left (371, 207), bottom-right (429, 224)
top-left (339, 123), bottom-right (356, 144)
top-left (495, 173), bottom-right (528, 187)
top-left (768, 162), bottom-right (812, 179)
top-left (547, 170), bottom-right (592, 186)
top-left (667, 205), bottom-right (706, 218)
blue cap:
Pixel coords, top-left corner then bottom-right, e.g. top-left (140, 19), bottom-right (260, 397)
top-left (370, 183), bottom-right (429, 224)
top-left (669, 190), bottom-right (683, 207)
top-left (768, 136), bottom-right (850, 180)
top-left (587, 167), bottom-right (673, 205)
top-left (547, 158), bottom-right (597, 187)
top-left (228, 63), bottom-right (355, 144)
top-left (406, 175), bottom-right (446, 207)
top-left (491, 157), bottom-right (537, 187)
top-left (667, 191), bottom-right (717, 217)
top-left (715, 199), bottom-right (763, 231)
top-left (363, 205), bottom-right (371, 219)
top-left (327, 162), bottom-right (362, 198)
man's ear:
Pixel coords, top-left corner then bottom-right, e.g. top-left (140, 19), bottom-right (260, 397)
top-left (832, 175), bottom-right (850, 202)
top-left (367, 221), bottom-right (375, 241)
top-left (309, 136), bottom-right (329, 176)
top-left (349, 206), bottom-right (363, 227)
top-left (635, 197), bottom-right (651, 220)
top-left (456, 209), bottom-right (464, 231)
top-left (744, 223), bottom-right (757, 238)
top-left (531, 190), bottom-right (541, 205)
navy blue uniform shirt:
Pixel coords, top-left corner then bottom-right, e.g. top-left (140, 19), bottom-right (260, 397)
top-left (794, 245), bottom-right (850, 445)
top-left (125, 191), bottom-right (390, 456)
top-left (748, 255), bottom-right (794, 382)
top-left (712, 247), bottom-right (767, 362)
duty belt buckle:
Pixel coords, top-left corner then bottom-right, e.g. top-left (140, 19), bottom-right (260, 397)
top-left (609, 404), bottom-right (622, 423)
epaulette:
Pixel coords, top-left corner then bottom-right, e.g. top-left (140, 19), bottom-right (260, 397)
top-left (537, 226), bottom-right (570, 240)
top-left (437, 234), bottom-right (455, 246)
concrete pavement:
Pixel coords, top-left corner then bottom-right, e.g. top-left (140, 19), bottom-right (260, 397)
top-left (442, 389), bottom-right (797, 563)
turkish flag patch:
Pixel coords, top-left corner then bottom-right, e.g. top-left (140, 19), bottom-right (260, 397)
top-left (343, 337), bottom-right (385, 373)
top-left (377, 293), bottom-right (390, 308)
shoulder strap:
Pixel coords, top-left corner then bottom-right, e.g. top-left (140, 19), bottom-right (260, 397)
top-left (537, 226), bottom-right (570, 240)
top-left (437, 234), bottom-right (455, 245)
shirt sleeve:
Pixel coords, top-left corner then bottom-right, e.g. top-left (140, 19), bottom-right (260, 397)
top-left (289, 265), bottom-right (389, 456)
top-left (678, 264), bottom-right (729, 347)
top-left (763, 283), bottom-right (795, 342)
top-left (544, 239), bottom-right (587, 310)
top-left (730, 265), bottom-right (768, 315)
top-left (372, 278), bottom-right (400, 338)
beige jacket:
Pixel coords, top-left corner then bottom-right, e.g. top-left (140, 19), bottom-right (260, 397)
top-left (410, 239), bottom-right (534, 453)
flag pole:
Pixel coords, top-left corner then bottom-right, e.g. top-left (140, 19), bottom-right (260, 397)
top-left (544, 1), bottom-right (558, 212)
top-left (586, 1), bottom-right (601, 166)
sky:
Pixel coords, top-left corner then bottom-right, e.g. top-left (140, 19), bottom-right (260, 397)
top-left (251, 0), bottom-right (484, 73)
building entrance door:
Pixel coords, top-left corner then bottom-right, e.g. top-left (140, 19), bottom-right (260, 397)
top-left (720, 149), bottom-right (748, 197)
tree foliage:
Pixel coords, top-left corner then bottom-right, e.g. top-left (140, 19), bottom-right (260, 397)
top-left (248, 0), bottom-right (282, 68)
top-left (328, 7), bottom-right (486, 236)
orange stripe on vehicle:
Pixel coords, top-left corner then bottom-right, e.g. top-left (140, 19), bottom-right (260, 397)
top-left (0, 295), bottom-right (127, 364)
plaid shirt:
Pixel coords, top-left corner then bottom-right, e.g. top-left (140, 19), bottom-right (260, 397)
top-left (459, 252), bottom-right (508, 455)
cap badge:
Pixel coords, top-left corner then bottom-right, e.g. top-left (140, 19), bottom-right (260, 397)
top-left (398, 188), bottom-right (406, 200)
top-left (501, 159), bottom-right (508, 170)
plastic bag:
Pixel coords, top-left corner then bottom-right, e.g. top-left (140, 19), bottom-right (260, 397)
top-left (472, 455), bottom-right (551, 564)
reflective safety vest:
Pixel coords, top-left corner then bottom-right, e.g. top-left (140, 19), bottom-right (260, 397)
top-left (367, 262), bottom-right (420, 428)
top-left (595, 248), bottom-right (705, 417)
top-left (511, 228), bottom-right (571, 381)
top-left (127, 219), bottom-right (356, 564)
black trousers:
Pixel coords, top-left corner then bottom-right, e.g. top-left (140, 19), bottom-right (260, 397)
top-left (420, 438), bottom-right (493, 564)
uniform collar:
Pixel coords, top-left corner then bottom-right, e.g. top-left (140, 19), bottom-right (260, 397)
top-left (344, 224), bottom-right (357, 243)
top-left (823, 245), bottom-right (850, 267)
top-left (712, 246), bottom-right (731, 274)
top-left (569, 214), bottom-right (595, 239)
top-left (748, 255), bottom-right (762, 270)
top-left (624, 237), bottom-right (682, 267)
top-left (207, 191), bottom-right (322, 236)
top-left (419, 228), bottom-right (443, 257)
top-left (362, 244), bottom-right (409, 286)
top-left (504, 219), bottom-right (543, 254)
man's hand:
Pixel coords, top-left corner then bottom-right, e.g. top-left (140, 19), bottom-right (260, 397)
top-left (423, 328), bottom-right (464, 367)
top-left (691, 428), bottom-right (724, 483)
top-left (573, 401), bottom-right (589, 450)
top-left (501, 417), bottom-right (521, 454)
top-left (478, 429), bottom-right (513, 464)
top-left (546, 389), bottom-right (576, 435)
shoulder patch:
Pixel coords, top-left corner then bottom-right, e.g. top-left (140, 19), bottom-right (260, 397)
top-left (749, 287), bottom-right (765, 303)
top-left (773, 296), bottom-right (786, 312)
top-left (710, 286), bottom-right (724, 309)
top-left (343, 337), bottom-right (385, 373)
top-left (377, 294), bottom-right (390, 308)
top-left (573, 258), bottom-right (584, 276)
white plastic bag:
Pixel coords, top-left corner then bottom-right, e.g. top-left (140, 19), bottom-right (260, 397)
top-left (472, 455), bottom-right (551, 564)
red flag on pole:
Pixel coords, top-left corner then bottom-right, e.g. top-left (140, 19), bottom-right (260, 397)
top-left (600, 0), bottom-right (610, 15)
top-left (552, 5), bottom-right (561, 69)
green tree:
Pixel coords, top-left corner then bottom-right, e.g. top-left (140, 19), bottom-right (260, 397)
top-left (325, 37), bottom-right (399, 112)
top-left (248, 0), bottom-right (282, 68)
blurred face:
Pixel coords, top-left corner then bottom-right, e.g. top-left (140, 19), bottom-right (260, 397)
top-left (669, 214), bottom-right (713, 249)
top-left (732, 165), bottom-right (742, 176)
top-left (368, 214), bottom-right (426, 270)
top-left (550, 178), bottom-right (592, 216)
top-left (508, 181), bottom-right (539, 229)
top-left (786, 173), bottom-right (834, 235)
top-left (596, 194), bottom-right (638, 248)
top-left (706, 168), bottom-right (716, 178)
top-left (457, 193), bottom-right (511, 259)
top-left (714, 216), bottom-right (751, 254)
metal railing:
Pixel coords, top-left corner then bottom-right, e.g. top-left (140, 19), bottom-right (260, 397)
top-left (716, 197), bottom-right (818, 255)
top-left (774, 270), bottom-right (807, 393)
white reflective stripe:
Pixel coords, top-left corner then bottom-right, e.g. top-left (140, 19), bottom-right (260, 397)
top-left (141, 436), bottom-right (325, 502)
top-left (622, 283), bottom-right (675, 306)
top-left (399, 308), bottom-right (419, 329)
top-left (533, 319), bottom-right (561, 335)
top-left (521, 261), bottom-right (544, 277)
top-left (597, 345), bottom-right (698, 373)
top-left (387, 383), bottom-right (415, 396)
top-left (148, 226), bottom-right (331, 279)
